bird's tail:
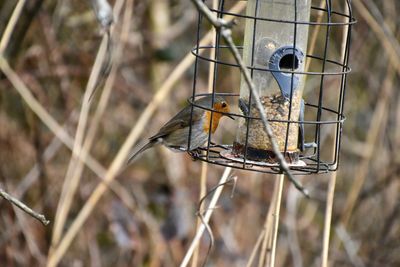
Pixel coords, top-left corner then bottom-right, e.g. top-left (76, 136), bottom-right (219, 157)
top-left (127, 141), bottom-right (156, 164)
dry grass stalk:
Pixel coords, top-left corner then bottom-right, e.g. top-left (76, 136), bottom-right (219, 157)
top-left (0, 0), bottom-right (26, 55)
top-left (339, 0), bottom-right (398, 228)
top-left (304, 0), bottom-right (326, 73)
top-left (321, 172), bottom-right (336, 267)
top-left (190, 161), bottom-right (208, 267)
top-left (45, 28), bottom-right (216, 267)
top-left (352, 0), bottom-right (400, 76)
top-left (191, 1), bottom-right (218, 265)
top-left (245, 228), bottom-right (266, 267)
top-left (180, 168), bottom-right (232, 267)
top-left (50, 0), bottom-right (126, 249)
top-left (338, 0), bottom-right (400, 228)
top-left (0, 57), bottom-right (134, 207)
top-left (0, 0), bottom-right (49, 229)
top-left (267, 174), bottom-right (285, 267)
top-left (340, 66), bottom-right (394, 226)
top-left (190, 3), bottom-right (247, 265)
top-left (254, 174), bottom-right (284, 267)
top-left (321, 2), bottom-right (349, 266)
top-left (258, 200), bottom-right (273, 267)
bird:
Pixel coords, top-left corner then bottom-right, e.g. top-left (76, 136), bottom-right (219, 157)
top-left (127, 95), bottom-right (233, 163)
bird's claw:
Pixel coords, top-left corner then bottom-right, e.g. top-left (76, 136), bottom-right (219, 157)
top-left (239, 98), bottom-right (250, 118)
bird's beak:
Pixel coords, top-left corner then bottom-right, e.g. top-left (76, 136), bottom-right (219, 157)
top-left (226, 114), bottom-right (235, 120)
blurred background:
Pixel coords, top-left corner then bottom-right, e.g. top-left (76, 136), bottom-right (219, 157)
top-left (0, 0), bottom-right (399, 266)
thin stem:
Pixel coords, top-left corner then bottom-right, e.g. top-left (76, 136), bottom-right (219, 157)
top-left (45, 30), bottom-right (216, 267)
top-left (190, 161), bottom-right (208, 267)
top-left (50, 0), bottom-right (126, 249)
top-left (180, 168), bottom-right (232, 267)
top-left (269, 174), bottom-right (285, 267)
top-left (305, 0), bottom-right (326, 72)
top-left (0, 188), bottom-right (50, 226)
top-left (246, 229), bottom-right (266, 267)
top-left (321, 2), bottom-right (349, 265)
top-left (0, 0), bottom-right (27, 55)
top-left (50, 0), bottom-right (126, 247)
top-left (191, 1), bottom-right (218, 263)
top-left (352, 0), bottom-right (400, 77)
top-left (258, 192), bottom-right (274, 267)
top-left (0, 56), bottom-right (136, 211)
top-left (321, 172), bottom-right (336, 267)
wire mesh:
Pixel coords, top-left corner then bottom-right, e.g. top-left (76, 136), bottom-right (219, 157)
top-left (188, 0), bottom-right (356, 175)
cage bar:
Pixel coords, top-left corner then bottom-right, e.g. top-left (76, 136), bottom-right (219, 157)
top-left (189, 0), bottom-right (355, 175)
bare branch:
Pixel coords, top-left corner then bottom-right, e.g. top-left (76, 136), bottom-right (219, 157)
top-left (0, 187), bottom-right (50, 226)
top-left (190, 0), bottom-right (309, 197)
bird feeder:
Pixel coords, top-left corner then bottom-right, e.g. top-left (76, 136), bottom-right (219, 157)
top-left (189, 0), bottom-right (355, 174)
top-left (233, 0), bottom-right (311, 164)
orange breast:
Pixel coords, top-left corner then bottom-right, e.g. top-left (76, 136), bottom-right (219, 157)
top-left (203, 111), bottom-right (223, 133)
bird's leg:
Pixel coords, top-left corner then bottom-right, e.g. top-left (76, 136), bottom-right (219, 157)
top-left (239, 98), bottom-right (250, 119)
top-left (188, 149), bottom-right (201, 159)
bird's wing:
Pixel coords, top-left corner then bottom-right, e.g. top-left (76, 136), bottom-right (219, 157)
top-left (149, 105), bottom-right (203, 141)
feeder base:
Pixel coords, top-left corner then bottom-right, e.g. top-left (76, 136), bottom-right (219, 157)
top-left (232, 142), bottom-right (300, 164)
top-left (188, 143), bottom-right (335, 175)
top-left (220, 149), bottom-right (306, 168)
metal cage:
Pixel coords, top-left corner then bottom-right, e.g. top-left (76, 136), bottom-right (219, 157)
top-left (188, 0), bottom-right (355, 175)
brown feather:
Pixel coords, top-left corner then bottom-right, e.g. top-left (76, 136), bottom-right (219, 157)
top-left (149, 96), bottom-right (219, 141)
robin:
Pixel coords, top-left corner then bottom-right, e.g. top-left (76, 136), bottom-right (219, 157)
top-left (127, 95), bottom-right (233, 163)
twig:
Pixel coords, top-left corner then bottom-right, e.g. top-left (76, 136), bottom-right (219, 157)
top-left (50, 0), bottom-right (124, 248)
top-left (180, 167), bottom-right (232, 267)
top-left (50, 35), bottom-right (111, 247)
top-left (195, 174), bottom-right (237, 266)
top-left (0, 188), bottom-right (50, 226)
top-left (0, 56), bottom-right (136, 225)
top-left (46, 29), bottom-right (216, 267)
top-left (192, 0), bottom-right (218, 263)
top-left (47, 2), bottom-right (246, 264)
top-left (190, 0), bottom-right (308, 197)
top-left (191, 0), bottom-right (231, 28)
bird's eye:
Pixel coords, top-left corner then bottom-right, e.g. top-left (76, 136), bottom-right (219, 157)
top-left (221, 102), bottom-right (227, 108)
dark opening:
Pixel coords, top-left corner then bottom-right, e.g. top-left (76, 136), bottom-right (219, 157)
top-left (279, 54), bottom-right (299, 70)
